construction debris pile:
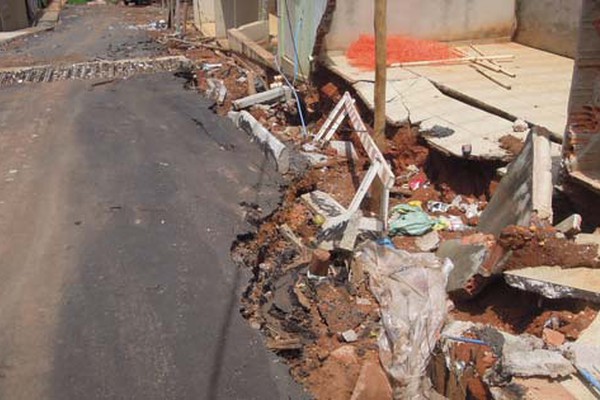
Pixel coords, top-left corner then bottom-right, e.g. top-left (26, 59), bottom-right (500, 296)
top-left (159, 26), bottom-right (600, 400)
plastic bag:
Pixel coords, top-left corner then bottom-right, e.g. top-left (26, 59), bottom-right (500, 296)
top-left (356, 241), bottom-right (453, 399)
top-left (388, 204), bottom-right (436, 236)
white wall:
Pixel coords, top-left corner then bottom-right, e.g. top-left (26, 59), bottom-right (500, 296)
top-left (324, 0), bottom-right (516, 51)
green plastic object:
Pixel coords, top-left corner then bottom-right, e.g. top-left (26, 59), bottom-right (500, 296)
top-left (389, 204), bottom-right (436, 236)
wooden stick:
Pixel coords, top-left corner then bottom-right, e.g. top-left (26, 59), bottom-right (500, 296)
top-left (389, 54), bottom-right (514, 68)
top-left (469, 64), bottom-right (512, 90)
top-left (472, 59), bottom-right (516, 78)
top-left (469, 44), bottom-right (517, 77)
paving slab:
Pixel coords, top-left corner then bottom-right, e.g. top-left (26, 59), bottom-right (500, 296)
top-left (504, 266), bottom-right (600, 303)
top-left (324, 52), bottom-right (519, 161)
top-left (405, 42), bottom-right (573, 140)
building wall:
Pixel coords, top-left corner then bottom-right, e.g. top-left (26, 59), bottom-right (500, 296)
top-left (278, 0), bottom-right (328, 79)
top-left (564, 0), bottom-right (600, 189)
top-left (323, 0), bottom-right (516, 51)
top-left (215, 0), bottom-right (261, 37)
top-left (0, 0), bottom-right (29, 32)
top-left (515, 0), bottom-right (582, 58)
top-left (194, 0), bottom-right (261, 37)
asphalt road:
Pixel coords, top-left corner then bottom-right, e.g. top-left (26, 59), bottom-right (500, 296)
top-left (0, 5), bottom-right (306, 400)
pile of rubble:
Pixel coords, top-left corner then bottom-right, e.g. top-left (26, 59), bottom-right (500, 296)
top-left (162, 27), bottom-right (600, 400)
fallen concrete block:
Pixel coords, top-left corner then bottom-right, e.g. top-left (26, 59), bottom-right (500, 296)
top-left (329, 140), bottom-right (359, 160)
top-left (478, 128), bottom-right (554, 236)
top-left (341, 329), bottom-right (358, 343)
top-left (228, 111), bottom-right (290, 173)
top-left (300, 151), bottom-right (329, 166)
top-left (504, 266), bottom-right (600, 303)
top-left (575, 232), bottom-right (600, 258)
top-left (416, 231), bottom-right (440, 252)
top-left (436, 233), bottom-right (506, 297)
top-left (231, 87), bottom-right (291, 110)
top-left (301, 190), bottom-right (345, 218)
top-left (504, 348), bottom-right (575, 378)
top-left (555, 214), bottom-right (582, 238)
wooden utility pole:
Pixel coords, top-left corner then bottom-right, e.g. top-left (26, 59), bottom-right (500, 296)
top-left (373, 0), bottom-right (387, 150)
top-left (369, 0), bottom-right (388, 219)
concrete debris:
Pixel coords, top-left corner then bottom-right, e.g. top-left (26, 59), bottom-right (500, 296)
top-left (206, 78), bottom-right (227, 104)
top-left (436, 321), bottom-right (582, 399)
top-left (478, 128), bottom-right (554, 236)
top-left (300, 151), bottom-right (329, 166)
top-left (504, 349), bottom-right (575, 378)
top-left (513, 118), bottom-right (529, 132)
top-left (341, 329), bottom-right (359, 343)
top-left (415, 230), bottom-right (441, 252)
top-left (329, 140), bottom-right (359, 160)
top-left (301, 190), bottom-right (345, 218)
top-left (436, 233), bottom-right (505, 297)
top-left (575, 232), bottom-right (600, 259)
top-left (0, 56), bottom-right (191, 87)
top-left (504, 266), bottom-right (600, 303)
top-left (555, 214), bottom-right (582, 238)
top-left (232, 86), bottom-right (291, 110)
top-left (228, 111), bottom-right (290, 173)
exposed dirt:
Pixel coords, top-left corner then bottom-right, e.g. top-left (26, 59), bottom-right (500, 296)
top-left (451, 280), bottom-right (599, 338)
top-left (499, 134), bottom-right (525, 157)
top-left (498, 225), bottom-right (600, 270)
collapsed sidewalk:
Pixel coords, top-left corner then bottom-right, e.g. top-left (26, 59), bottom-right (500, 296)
top-left (157, 19), bottom-right (600, 400)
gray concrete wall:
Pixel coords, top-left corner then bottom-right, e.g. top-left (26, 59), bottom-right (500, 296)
top-left (515, 0), bottom-right (582, 58)
top-left (216, 0), bottom-right (261, 38)
top-left (324, 0), bottom-right (516, 52)
top-left (0, 0), bottom-right (29, 32)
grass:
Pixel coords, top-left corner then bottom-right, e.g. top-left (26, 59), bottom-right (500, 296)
top-left (67, 0), bottom-right (89, 4)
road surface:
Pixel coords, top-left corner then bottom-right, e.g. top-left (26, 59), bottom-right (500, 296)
top-left (0, 4), bottom-right (305, 400)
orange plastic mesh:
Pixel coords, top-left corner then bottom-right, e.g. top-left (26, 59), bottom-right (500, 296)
top-left (346, 35), bottom-right (458, 70)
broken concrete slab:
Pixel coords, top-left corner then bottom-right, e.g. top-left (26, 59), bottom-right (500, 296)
top-left (300, 151), bottom-right (329, 166)
top-left (504, 266), bottom-right (600, 303)
top-left (232, 86), bottom-right (291, 110)
top-left (478, 129), bottom-right (554, 236)
top-left (301, 190), bottom-right (345, 218)
top-left (229, 111), bottom-right (290, 173)
top-left (329, 140), bottom-right (359, 160)
top-left (504, 349), bottom-right (575, 378)
top-left (436, 233), bottom-right (505, 297)
top-left (415, 231), bottom-right (440, 252)
top-left (323, 53), bottom-right (520, 161)
top-left (341, 329), bottom-right (358, 343)
top-left (555, 214), bottom-right (582, 238)
top-left (575, 233), bottom-right (600, 258)
top-left (227, 27), bottom-right (275, 70)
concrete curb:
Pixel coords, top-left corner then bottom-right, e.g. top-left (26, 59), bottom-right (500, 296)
top-left (228, 111), bottom-right (290, 174)
top-left (0, 0), bottom-right (64, 45)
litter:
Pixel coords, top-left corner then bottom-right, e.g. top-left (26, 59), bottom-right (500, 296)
top-left (388, 204), bottom-right (436, 236)
top-left (356, 241), bottom-right (452, 398)
top-left (427, 201), bottom-right (450, 213)
top-left (408, 176), bottom-right (427, 191)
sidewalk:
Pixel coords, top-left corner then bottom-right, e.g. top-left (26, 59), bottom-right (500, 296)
top-left (0, 0), bottom-right (65, 45)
